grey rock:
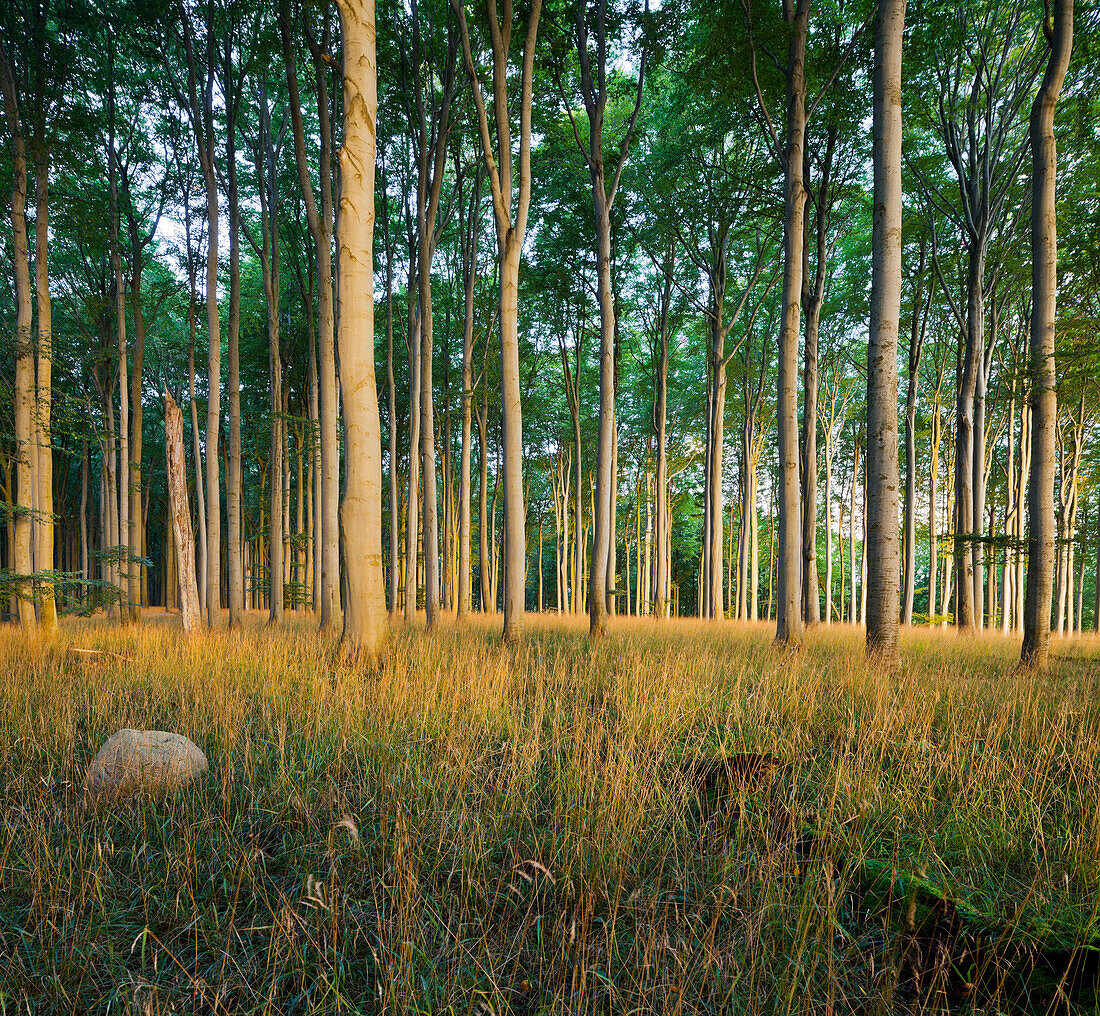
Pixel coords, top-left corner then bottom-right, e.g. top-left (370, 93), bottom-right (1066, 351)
top-left (81, 729), bottom-right (208, 810)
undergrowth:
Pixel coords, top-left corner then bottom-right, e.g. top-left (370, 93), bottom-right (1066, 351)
top-left (1, 614), bottom-right (1098, 1014)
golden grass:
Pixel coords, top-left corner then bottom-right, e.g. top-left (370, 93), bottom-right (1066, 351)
top-left (1, 614), bottom-right (1099, 1014)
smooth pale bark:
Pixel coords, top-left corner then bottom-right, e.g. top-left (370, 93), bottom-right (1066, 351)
top-left (282, 4), bottom-right (340, 626)
top-left (125, 205), bottom-right (151, 621)
top-left (850, 443), bottom-right (859, 622)
top-left (774, 0), bottom-right (810, 646)
top-left (1001, 386), bottom-right (1016, 632)
top-left (865, 0), bottom-right (905, 662)
top-left (188, 301), bottom-right (207, 618)
top-left (453, 0), bottom-right (543, 642)
top-left (568, 0), bottom-right (646, 637)
top-left (80, 441), bottom-right (89, 595)
top-left (409, 16), bottom-right (458, 633)
top-left (175, 6), bottom-right (222, 627)
top-left (103, 388), bottom-right (120, 613)
top-left (823, 437), bottom-right (833, 622)
top-left (243, 86), bottom-right (285, 624)
top-left (224, 32), bottom-right (243, 628)
top-left (33, 148), bottom-right (57, 633)
top-left (1094, 508), bottom-right (1099, 632)
top-left (457, 161), bottom-right (484, 620)
top-left (902, 243), bottom-right (927, 625)
top-left (1076, 517), bottom-right (1085, 632)
top-left (653, 250), bottom-right (673, 619)
top-left (405, 287), bottom-right (421, 619)
top-left (200, 83), bottom-right (221, 627)
top-left (476, 385), bottom-right (492, 613)
top-left (0, 59), bottom-right (35, 629)
top-left (559, 323), bottom-right (584, 614)
top-left (380, 162), bottom-right (399, 615)
top-left (109, 50), bottom-right (130, 623)
top-left (335, 0), bottom-right (387, 659)
top-left (165, 390), bottom-right (201, 633)
top-left (800, 127), bottom-right (835, 626)
top-left (707, 313), bottom-right (727, 619)
top-left (1021, 0), bottom-right (1072, 670)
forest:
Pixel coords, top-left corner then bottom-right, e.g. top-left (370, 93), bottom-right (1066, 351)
top-left (3, 0), bottom-right (1100, 1012)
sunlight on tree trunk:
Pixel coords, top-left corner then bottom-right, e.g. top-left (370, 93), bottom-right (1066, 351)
top-left (336, 0), bottom-right (388, 661)
top-left (865, 0), bottom-right (905, 664)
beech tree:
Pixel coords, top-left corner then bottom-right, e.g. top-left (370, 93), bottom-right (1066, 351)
top-left (451, 0), bottom-right (542, 642)
top-left (336, 0), bottom-right (387, 658)
top-left (864, 0), bottom-right (904, 662)
top-left (1021, 0), bottom-right (1073, 670)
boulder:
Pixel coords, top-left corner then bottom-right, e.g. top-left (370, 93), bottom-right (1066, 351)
top-left (81, 729), bottom-right (208, 810)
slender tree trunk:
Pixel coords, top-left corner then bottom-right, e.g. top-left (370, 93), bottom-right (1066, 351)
top-left (654, 263), bottom-right (671, 619)
top-left (1094, 506), bottom-right (1099, 632)
top-left (589, 180), bottom-right (616, 635)
top-left (406, 289), bottom-right (421, 619)
top-left (226, 68), bottom-right (243, 629)
top-left (708, 316), bottom-right (727, 620)
top-left (800, 134), bottom-right (833, 626)
top-left (385, 217), bottom-right (399, 615)
top-left (865, 0), bottom-right (905, 661)
top-left (1022, 0), bottom-right (1072, 669)
top-left (953, 243), bottom-right (984, 634)
top-left (282, 3), bottom-right (340, 626)
top-left (32, 143), bottom-right (56, 631)
top-left (202, 150), bottom-right (221, 627)
top-left (188, 312), bottom-right (207, 617)
top-left (824, 440), bottom-right (833, 623)
top-left (457, 165), bottom-right (482, 620)
top-left (477, 395), bottom-right (492, 613)
top-left (452, 0), bottom-right (542, 641)
top-left (775, 0), bottom-right (810, 646)
top-left (903, 247), bottom-right (927, 625)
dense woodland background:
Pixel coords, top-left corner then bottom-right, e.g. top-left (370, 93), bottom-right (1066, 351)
top-left (1, 0), bottom-right (1097, 644)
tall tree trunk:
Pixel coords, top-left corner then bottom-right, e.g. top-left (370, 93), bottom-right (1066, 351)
top-left (1094, 506), bottom-right (1099, 632)
top-left (1021, 0), bottom-right (1073, 670)
top-left (382, 187), bottom-right (399, 615)
top-left (477, 392), bottom-right (492, 613)
top-left (188, 306), bottom-right (207, 617)
top-left (865, 0), bottom-right (905, 662)
top-left (406, 287), bottom-right (421, 619)
top-left (225, 37), bottom-right (243, 629)
top-left (108, 41), bottom-right (131, 625)
top-left (452, 0), bottom-right (542, 642)
top-left (953, 244), bottom-right (982, 634)
top-left (457, 163), bottom-right (483, 620)
top-left (708, 313), bottom-right (727, 620)
top-left (823, 438), bottom-right (832, 623)
top-left (800, 129), bottom-right (834, 626)
top-left (33, 144), bottom-right (56, 632)
top-left (282, 1), bottom-right (340, 626)
top-left (774, 0), bottom-right (810, 646)
top-left (903, 243), bottom-right (927, 625)
top-left (0, 58), bottom-right (36, 629)
top-left (202, 168), bottom-right (221, 626)
top-left (335, 0), bottom-right (387, 658)
top-left (850, 442), bottom-right (859, 622)
top-left (654, 255), bottom-right (672, 619)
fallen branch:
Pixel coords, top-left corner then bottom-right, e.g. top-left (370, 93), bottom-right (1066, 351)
top-left (67, 648), bottom-right (132, 662)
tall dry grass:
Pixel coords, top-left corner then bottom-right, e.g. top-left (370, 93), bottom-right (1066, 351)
top-left (0, 614), bottom-right (1098, 1014)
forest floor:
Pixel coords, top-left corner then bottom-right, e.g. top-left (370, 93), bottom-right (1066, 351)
top-left (1, 614), bottom-right (1099, 1014)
